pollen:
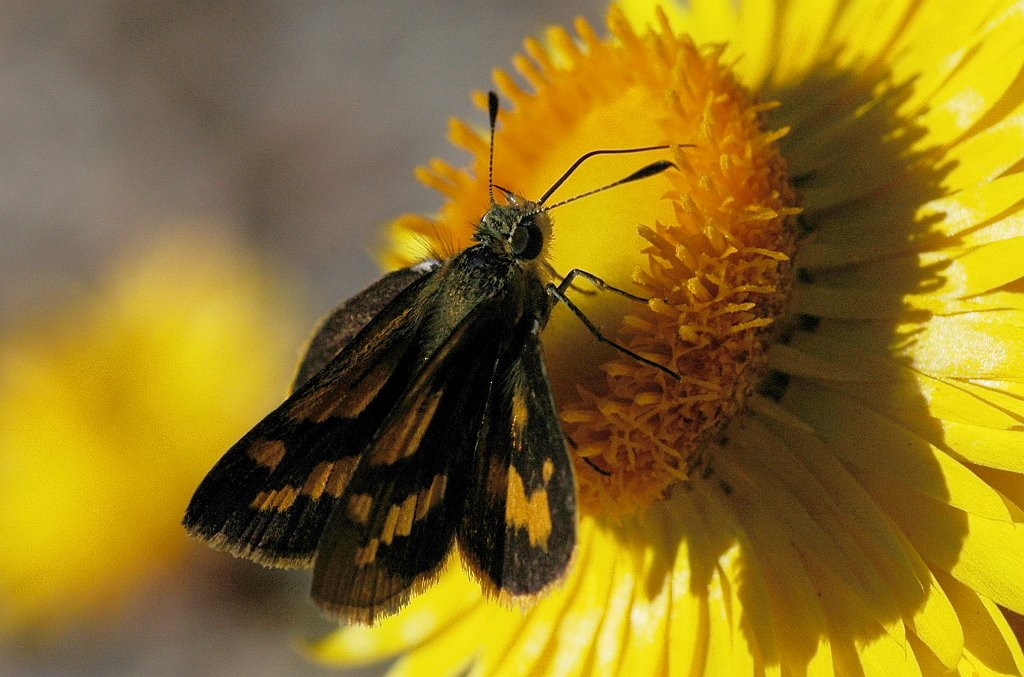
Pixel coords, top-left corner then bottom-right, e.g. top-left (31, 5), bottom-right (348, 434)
top-left (392, 7), bottom-right (797, 517)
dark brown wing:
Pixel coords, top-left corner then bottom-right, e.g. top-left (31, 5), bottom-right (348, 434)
top-left (183, 266), bottom-right (439, 568)
top-left (310, 301), bottom-right (511, 623)
top-left (293, 260), bottom-right (440, 391)
top-left (457, 315), bottom-right (577, 599)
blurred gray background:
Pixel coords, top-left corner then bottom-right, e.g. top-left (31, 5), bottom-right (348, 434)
top-left (1, 0), bottom-right (601, 326)
top-left (0, 1), bottom-right (602, 674)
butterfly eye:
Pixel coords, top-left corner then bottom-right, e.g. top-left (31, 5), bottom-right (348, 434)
top-left (511, 218), bottom-right (543, 260)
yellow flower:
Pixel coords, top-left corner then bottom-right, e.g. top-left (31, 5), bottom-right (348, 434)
top-left (0, 231), bottom-right (298, 635)
top-left (314, 1), bottom-right (1024, 674)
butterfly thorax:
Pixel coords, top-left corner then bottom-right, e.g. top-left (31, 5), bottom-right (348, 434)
top-left (410, 198), bottom-right (553, 361)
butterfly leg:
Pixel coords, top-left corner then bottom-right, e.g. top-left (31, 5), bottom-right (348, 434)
top-left (546, 283), bottom-right (680, 381)
top-left (556, 268), bottom-right (650, 304)
top-left (562, 430), bottom-right (611, 476)
top-left (543, 262), bottom-right (596, 296)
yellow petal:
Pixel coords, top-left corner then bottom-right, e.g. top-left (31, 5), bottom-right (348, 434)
top-left (788, 382), bottom-right (1013, 521)
top-left (799, 238), bottom-right (1024, 300)
top-left (524, 523), bottom-right (617, 677)
top-left (770, 0), bottom-right (841, 87)
top-left (795, 182), bottom-right (1024, 272)
top-left (389, 605), bottom-right (494, 677)
top-left (810, 560), bottom-right (924, 676)
top-left (914, 6), bottom-right (1024, 146)
top-left (585, 536), bottom-right (638, 675)
top-left (940, 421), bottom-right (1024, 473)
top-left (617, 541), bottom-right (672, 675)
top-left (827, 0), bottom-right (915, 67)
top-left (730, 421), bottom-right (902, 610)
top-left (772, 333), bottom-right (1024, 430)
top-left (687, 484), bottom-right (775, 674)
top-left (755, 401), bottom-right (966, 668)
top-left (307, 565), bottom-right (482, 666)
top-left (891, 2), bottom-right (1013, 117)
top-left (905, 317), bottom-right (1024, 379)
top-left (730, 0), bottom-right (777, 88)
top-left (875, 489), bottom-right (1024, 614)
top-left (944, 108), bottom-right (1024, 190)
top-left (949, 380), bottom-right (1024, 426)
top-left (714, 452), bottom-right (835, 671)
top-left (938, 570), bottom-right (1024, 676)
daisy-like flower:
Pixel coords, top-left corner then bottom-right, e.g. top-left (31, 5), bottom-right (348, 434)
top-left (0, 232), bottom-right (297, 634)
top-left (314, 1), bottom-right (1024, 674)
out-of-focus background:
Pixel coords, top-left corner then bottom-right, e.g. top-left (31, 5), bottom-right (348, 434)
top-left (0, 2), bottom-right (600, 674)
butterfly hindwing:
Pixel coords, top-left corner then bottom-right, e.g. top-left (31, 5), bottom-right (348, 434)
top-left (458, 315), bottom-right (577, 599)
top-left (311, 301), bottom-right (510, 622)
top-left (182, 266), bottom-right (440, 567)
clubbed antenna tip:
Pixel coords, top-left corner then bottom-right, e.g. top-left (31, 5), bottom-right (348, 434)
top-left (487, 92), bottom-right (499, 204)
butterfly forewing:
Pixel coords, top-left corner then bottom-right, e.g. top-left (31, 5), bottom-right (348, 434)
top-left (311, 301), bottom-right (511, 622)
top-left (458, 316), bottom-right (577, 598)
top-left (183, 268), bottom-right (440, 567)
top-left (293, 261), bottom-right (440, 391)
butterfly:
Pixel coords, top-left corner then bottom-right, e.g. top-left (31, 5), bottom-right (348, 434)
top-left (183, 92), bottom-right (679, 624)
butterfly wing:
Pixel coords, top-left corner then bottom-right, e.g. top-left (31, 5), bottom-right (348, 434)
top-left (310, 301), bottom-right (511, 622)
top-left (293, 260), bottom-right (440, 391)
top-left (183, 266), bottom-right (441, 567)
top-left (457, 315), bottom-right (578, 600)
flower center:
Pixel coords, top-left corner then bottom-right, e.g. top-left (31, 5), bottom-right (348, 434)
top-left (559, 23), bottom-right (798, 516)
top-left (392, 10), bottom-right (798, 517)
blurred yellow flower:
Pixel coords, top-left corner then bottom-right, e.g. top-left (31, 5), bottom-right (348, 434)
top-left (312, 0), bottom-right (1024, 674)
top-left (0, 231), bottom-right (299, 635)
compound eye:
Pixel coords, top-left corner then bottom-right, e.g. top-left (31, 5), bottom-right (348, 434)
top-left (510, 218), bottom-right (543, 260)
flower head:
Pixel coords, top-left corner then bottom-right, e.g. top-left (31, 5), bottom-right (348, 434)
top-left (315, 1), bottom-right (1024, 674)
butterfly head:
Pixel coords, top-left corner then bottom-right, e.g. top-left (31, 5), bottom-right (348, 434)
top-left (473, 91), bottom-right (675, 268)
top-left (474, 190), bottom-right (551, 263)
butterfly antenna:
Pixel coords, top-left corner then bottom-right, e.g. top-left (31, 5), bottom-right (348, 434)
top-left (487, 91), bottom-right (499, 205)
top-left (538, 144), bottom-right (692, 206)
top-left (538, 159), bottom-right (677, 214)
